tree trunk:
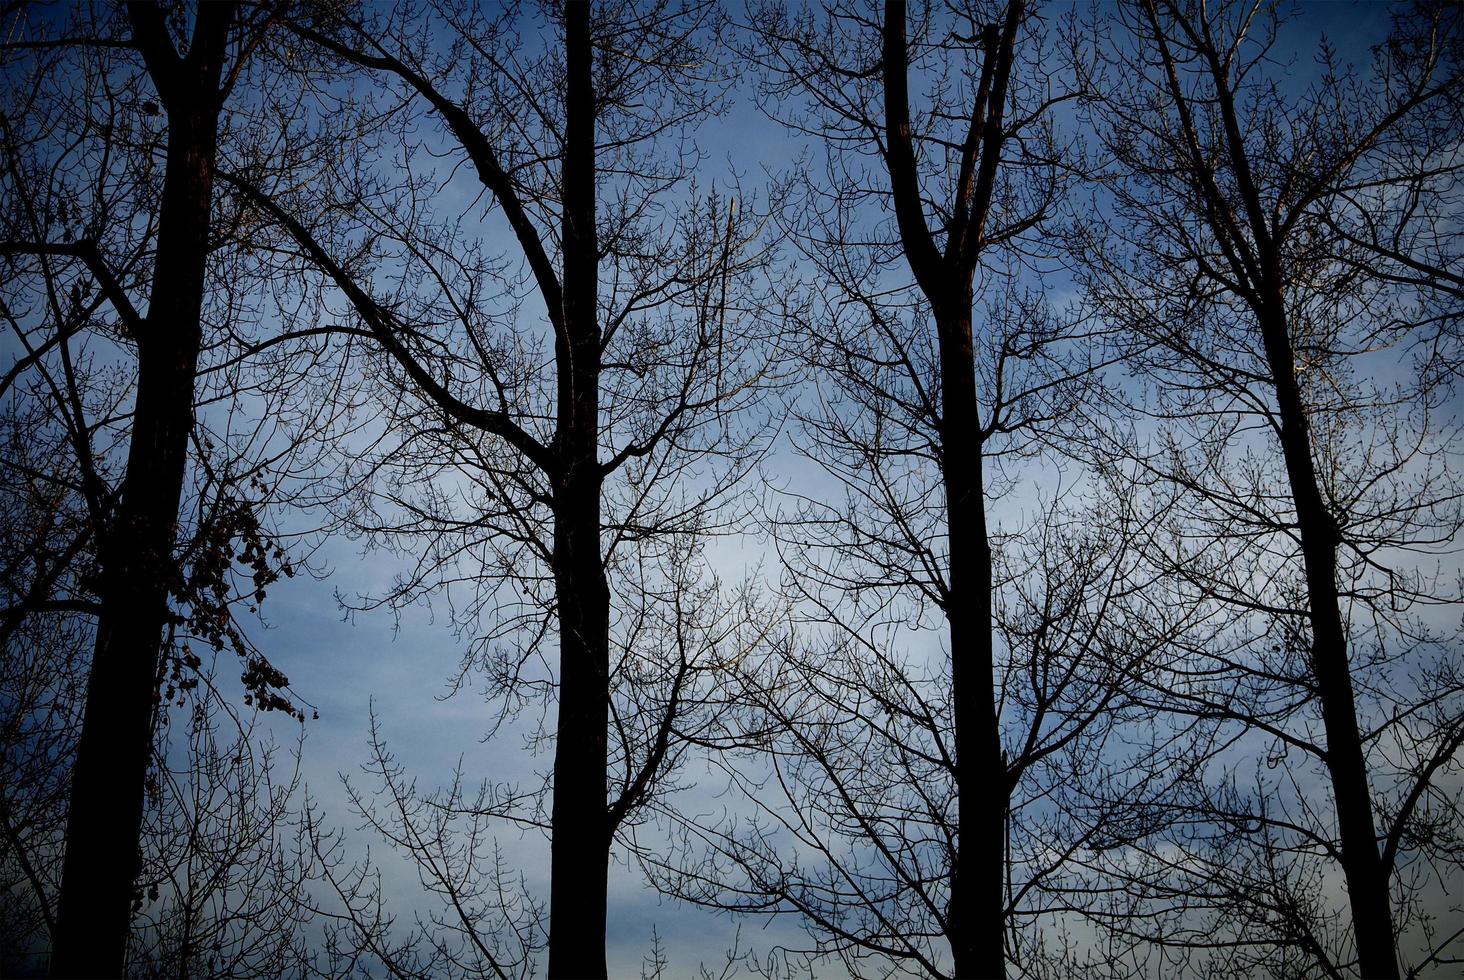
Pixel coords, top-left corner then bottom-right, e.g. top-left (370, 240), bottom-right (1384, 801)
top-left (937, 302), bottom-right (1007, 980)
top-left (546, 3), bottom-right (611, 976)
top-left (880, 0), bottom-right (1014, 968)
top-left (546, 474), bottom-right (610, 979)
top-left (50, 6), bottom-right (230, 976)
top-left (1257, 296), bottom-right (1399, 980)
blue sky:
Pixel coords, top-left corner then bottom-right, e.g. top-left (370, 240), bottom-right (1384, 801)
top-left (238, 2), bottom-right (1393, 971)
top-left (4, 0), bottom-right (1457, 976)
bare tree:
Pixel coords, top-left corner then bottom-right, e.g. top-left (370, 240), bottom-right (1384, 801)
top-left (1071, 2), bottom-right (1464, 976)
top-left (0, 3), bottom-right (262, 972)
top-left (634, 3), bottom-right (1176, 978)
top-left (1, 2), bottom-right (358, 973)
top-left (229, 1), bottom-right (778, 974)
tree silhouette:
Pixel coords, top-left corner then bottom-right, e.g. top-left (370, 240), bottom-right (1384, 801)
top-left (2, 2), bottom-right (349, 972)
top-left (1072, 2), bottom-right (1464, 975)
top-left (642, 3), bottom-right (1173, 977)
top-left (231, 1), bottom-right (777, 974)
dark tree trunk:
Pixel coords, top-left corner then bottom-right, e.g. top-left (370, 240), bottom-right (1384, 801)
top-left (545, 474), bottom-right (610, 980)
top-left (1140, 4), bottom-right (1400, 966)
top-left (1256, 295), bottom-right (1399, 980)
top-left (937, 304), bottom-right (1008, 980)
top-left (882, 0), bottom-right (1017, 969)
top-left (546, 3), bottom-right (611, 977)
top-left (50, 5), bottom-right (232, 976)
